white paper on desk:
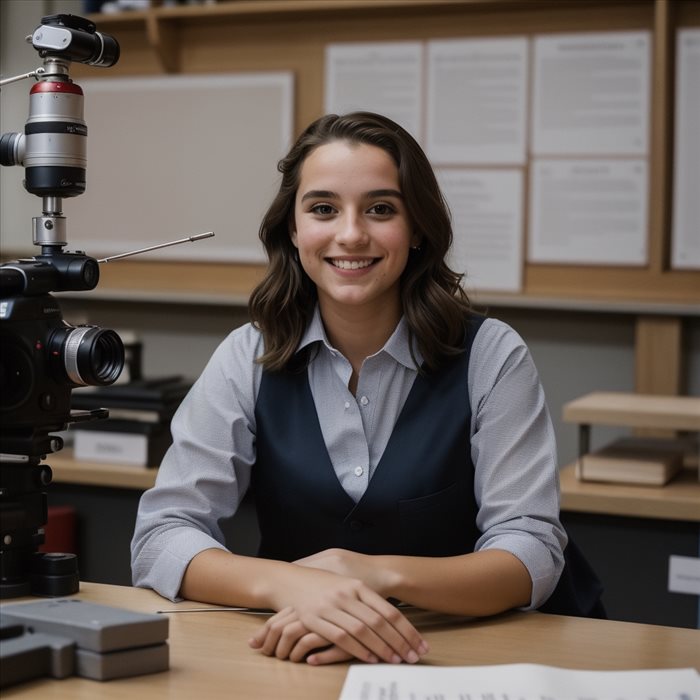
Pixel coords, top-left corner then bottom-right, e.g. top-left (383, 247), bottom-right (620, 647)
top-left (437, 168), bottom-right (523, 292)
top-left (324, 42), bottom-right (423, 140)
top-left (426, 37), bottom-right (528, 165)
top-left (528, 158), bottom-right (648, 265)
top-left (338, 663), bottom-right (700, 700)
top-left (531, 32), bottom-right (650, 156)
top-left (671, 29), bottom-right (700, 270)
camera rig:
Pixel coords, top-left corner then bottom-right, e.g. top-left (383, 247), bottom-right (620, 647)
top-left (0, 14), bottom-right (124, 599)
top-left (1, 14), bottom-right (214, 601)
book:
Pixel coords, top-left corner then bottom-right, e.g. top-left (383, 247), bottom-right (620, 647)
top-left (578, 436), bottom-right (685, 486)
top-left (74, 376), bottom-right (189, 402)
top-left (73, 422), bottom-right (172, 467)
top-left (71, 376), bottom-right (191, 424)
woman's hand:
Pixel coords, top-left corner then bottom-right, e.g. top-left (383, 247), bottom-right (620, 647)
top-left (294, 548), bottom-right (395, 596)
top-left (248, 567), bottom-right (427, 665)
top-left (249, 608), bottom-right (352, 665)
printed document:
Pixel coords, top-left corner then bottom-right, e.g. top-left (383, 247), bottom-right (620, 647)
top-left (338, 663), bottom-right (700, 700)
top-left (531, 32), bottom-right (650, 156)
top-left (528, 158), bottom-right (647, 265)
top-left (671, 29), bottom-right (700, 270)
top-left (426, 37), bottom-right (528, 165)
top-left (437, 168), bottom-right (523, 292)
top-left (324, 42), bottom-right (423, 140)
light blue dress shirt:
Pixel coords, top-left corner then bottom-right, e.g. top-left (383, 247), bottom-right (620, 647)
top-left (131, 309), bottom-right (567, 606)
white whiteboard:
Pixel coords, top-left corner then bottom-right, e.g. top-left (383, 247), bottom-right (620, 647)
top-left (4, 72), bottom-right (294, 262)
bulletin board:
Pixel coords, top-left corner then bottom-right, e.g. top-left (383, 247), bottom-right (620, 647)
top-left (28, 0), bottom-right (700, 306)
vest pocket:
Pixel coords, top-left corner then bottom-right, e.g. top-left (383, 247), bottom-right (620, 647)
top-left (398, 480), bottom-right (477, 557)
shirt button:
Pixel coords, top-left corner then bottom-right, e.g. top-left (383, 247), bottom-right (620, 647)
top-left (344, 401), bottom-right (350, 410)
top-left (359, 396), bottom-right (369, 406)
top-left (350, 520), bottom-right (363, 531)
top-left (354, 466), bottom-right (364, 477)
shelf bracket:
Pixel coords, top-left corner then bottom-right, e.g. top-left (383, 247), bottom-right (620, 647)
top-left (145, 13), bottom-right (181, 74)
top-left (575, 423), bottom-right (591, 480)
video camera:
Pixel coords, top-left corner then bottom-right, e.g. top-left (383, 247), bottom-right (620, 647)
top-left (0, 14), bottom-right (125, 599)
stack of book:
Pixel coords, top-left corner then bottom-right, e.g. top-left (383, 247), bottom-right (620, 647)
top-left (70, 376), bottom-right (191, 468)
top-left (577, 436), bottom-right (687, 486)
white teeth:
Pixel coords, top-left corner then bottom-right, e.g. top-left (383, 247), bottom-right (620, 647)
top-left (331, 259), bottom-right (374, 270)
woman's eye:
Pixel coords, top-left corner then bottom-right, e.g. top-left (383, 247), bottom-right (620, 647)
top-left (310, 203), bottom-right (335, 216)
top-left (369, 203), bottom-right (395, 216)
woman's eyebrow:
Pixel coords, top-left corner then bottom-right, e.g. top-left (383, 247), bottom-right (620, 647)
top-left (300, 188), bottom-right (404, 202)
top-left (300, 189), bottom-right (337, 202)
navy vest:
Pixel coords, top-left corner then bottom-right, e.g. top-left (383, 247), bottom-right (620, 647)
top-left (251, 314), bottom-right (605, 619)
top-left (252, 315), bottom-right (485, 561)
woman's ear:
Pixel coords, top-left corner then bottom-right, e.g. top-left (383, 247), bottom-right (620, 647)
top-left (289, 219), bottom-right (298, 247)
top-left (411, 232), bottom-right (423, 249)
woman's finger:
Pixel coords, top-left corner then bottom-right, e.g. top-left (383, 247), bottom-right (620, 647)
top-left (355, 589), bottom-right (428, 661)
top-left (249, 607), bottom-right (297, 655)
top-left (306, 644), bottom-right (355, 666)
top-left (313, 591), bottom-right (426, 664)
top-left (286, 633), bottom-right (346, 663)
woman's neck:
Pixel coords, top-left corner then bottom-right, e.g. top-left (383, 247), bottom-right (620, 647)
top-left (319, 300), bottom-right (402, 388)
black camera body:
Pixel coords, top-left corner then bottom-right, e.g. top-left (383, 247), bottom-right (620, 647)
top-left (2, 294), bottom-right (84, 455)
top-left (1, 254), bottom-right (123, 457)
top-left (0, 14), bottom-right (123, 599)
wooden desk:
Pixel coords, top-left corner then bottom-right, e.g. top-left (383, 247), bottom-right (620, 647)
top-left (2, 582), bottom-right (698, 699)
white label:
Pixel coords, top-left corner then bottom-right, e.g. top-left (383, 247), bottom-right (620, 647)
top-left (668, 555), bottom-right (700, 596)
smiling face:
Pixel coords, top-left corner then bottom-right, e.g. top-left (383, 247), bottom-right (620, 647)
top-left (291, 140), bottom-right (417, 323)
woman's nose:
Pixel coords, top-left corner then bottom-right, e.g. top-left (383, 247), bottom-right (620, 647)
top-left (336, 212), bottom-right (368, 246)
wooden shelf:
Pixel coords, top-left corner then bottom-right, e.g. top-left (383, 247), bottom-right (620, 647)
top-left (66, 0), bottom-right (700, 308)
top-left (561, 391), bottom-right (700, 521)
top-left (45, 449), bottom-right (157, 490)
top-left (563, 392), bottom-right (700, 431)
top-left (560, 462), bottom-right (700, 522)
top-left (89, 0), bottom-right (503, 75)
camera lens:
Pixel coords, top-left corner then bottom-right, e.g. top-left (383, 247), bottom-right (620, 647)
top-left (0, 132), bottom-right (23, 166)
top-left (52, 325), bottom-right (124, 386)
top-left (89, 32), bottom-right (120, 67)
top-left (23, 81), bottom-right (87, 198)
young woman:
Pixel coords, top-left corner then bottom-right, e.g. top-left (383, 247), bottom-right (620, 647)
top-left (131, 112), bottom-right (602, 667)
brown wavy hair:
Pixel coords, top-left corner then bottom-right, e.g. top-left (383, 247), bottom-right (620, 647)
top-left (248, 112), bottom-right (471, 372)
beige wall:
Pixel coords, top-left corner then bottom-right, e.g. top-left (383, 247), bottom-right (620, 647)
top-left (2, 1), bottom-right (698, 471)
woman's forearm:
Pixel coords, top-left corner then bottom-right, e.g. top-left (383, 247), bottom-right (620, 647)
top-left (378, 549), bottom-right (532, 616)
top-left (180, 548), bottom-right (294, 609)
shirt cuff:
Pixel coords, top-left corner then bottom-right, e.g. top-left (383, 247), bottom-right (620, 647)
top-left (477, 534), bottom-right (561, 610)
top-left (134, 527), bottom-right (228, 602)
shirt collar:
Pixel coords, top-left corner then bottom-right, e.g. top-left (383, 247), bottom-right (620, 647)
top-left (297, 305), bottom-right (423, 370)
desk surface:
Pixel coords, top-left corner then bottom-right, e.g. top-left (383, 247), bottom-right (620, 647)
top-left (2, 582), bottom-right (699, 699)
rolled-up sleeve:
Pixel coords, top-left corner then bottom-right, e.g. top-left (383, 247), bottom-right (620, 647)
top-left (469, 320), bottom-right (567, 609)
top-left (130, 325), bottom-right (262, 601)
